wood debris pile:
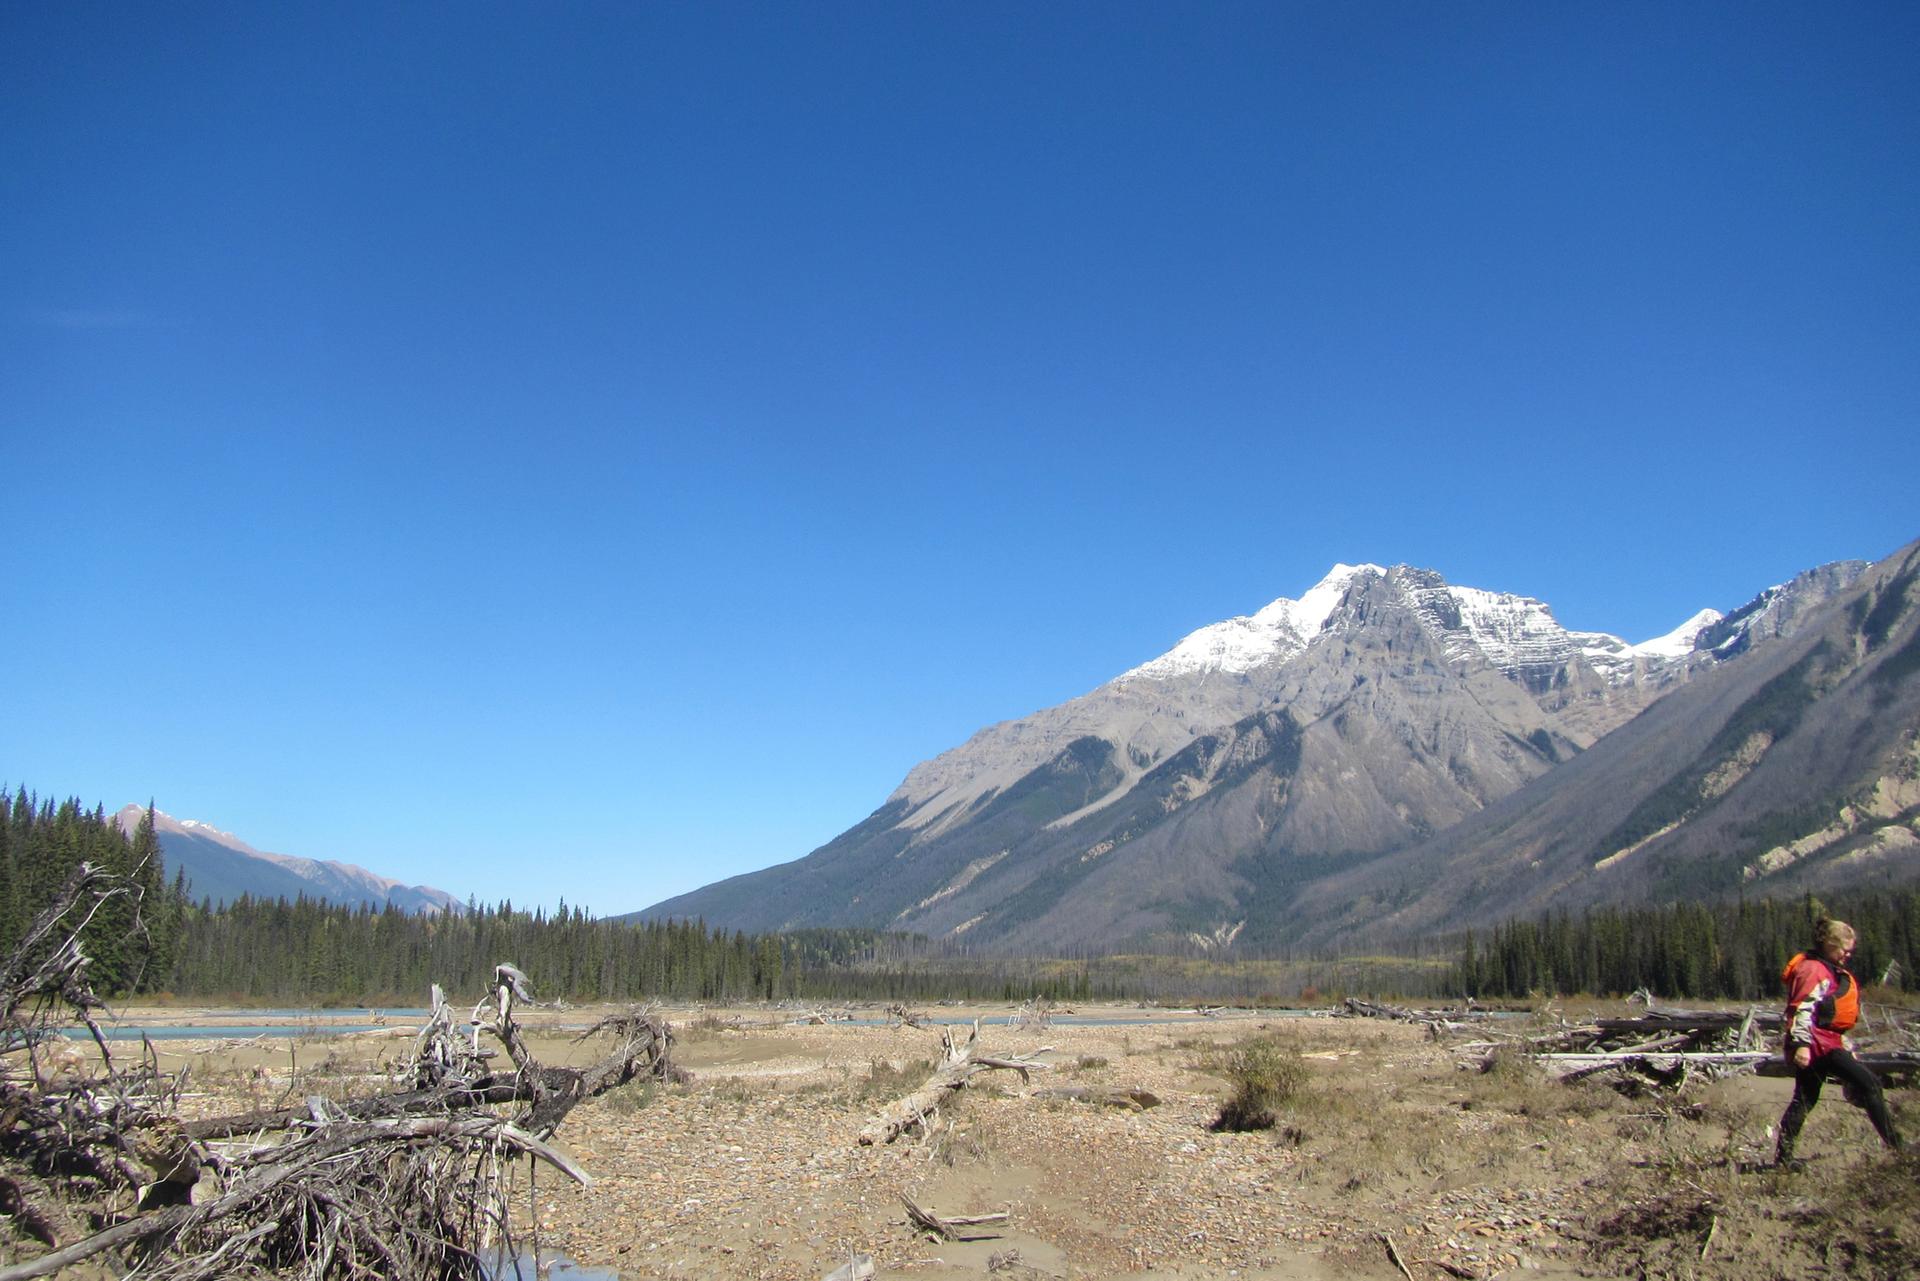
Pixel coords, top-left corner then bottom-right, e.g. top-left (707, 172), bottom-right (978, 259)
top-left (0, 866), bottom-right (677, 1280)
top-left (1339, 996), bottom-right (1498, 1036)
top-left (1454, 1004), bottom-right (1920, 1091)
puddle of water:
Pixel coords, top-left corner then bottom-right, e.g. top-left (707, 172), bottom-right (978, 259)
top-left (487, 1247), bottom-right (619, 1280)
top-left (60, 1007), bottom-right (431, 1040)
top-left (64, 1023), bottom-right (400, 1040)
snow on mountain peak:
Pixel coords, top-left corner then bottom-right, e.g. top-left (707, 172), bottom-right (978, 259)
top-left (1122, 563), bottom-right (1383, 681)
top-left (1629, 608), bottom-right (1723, 659)
top-left (1118, 562), bottom-right (1719, 688)
top-left (1251, 563), bottom-right (1384, 634)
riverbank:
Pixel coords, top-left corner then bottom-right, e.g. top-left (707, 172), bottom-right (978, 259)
top-left (19, 1001), bottom-right (1917, 1279)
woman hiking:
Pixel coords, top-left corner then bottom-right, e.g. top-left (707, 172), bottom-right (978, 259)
top-left (1774, 917), bottom-right (1903, 1167)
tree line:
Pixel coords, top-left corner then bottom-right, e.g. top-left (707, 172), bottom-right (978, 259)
top-left (6, 786), bottom-right (1918, 1006)
top-left (1454, 889), bottom-right (1920, 1000)
top-left (1, 789), bottom-right (185, 995)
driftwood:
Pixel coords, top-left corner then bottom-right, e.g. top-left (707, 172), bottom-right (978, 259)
top-left (0, 896), bottom-right (677, 1281)
top-left (901, 1193), bottom-right (1010, 1240)
top-left (886, 1003), bottom-right (933, 1030)
top-left (857, 1021), bottom-right (1053, 1145)
top-left (1541, 1050), bottom-right (1775, 1084)
top-left (177, 1004), bottom-right (678, 1143)
top-left (1455, 1002), bottom-right (1920, 1090)
top-left (1007, 998), bottom-right (1053, 1031)
top-left (1341, 997), bottom-right (1490, 1035)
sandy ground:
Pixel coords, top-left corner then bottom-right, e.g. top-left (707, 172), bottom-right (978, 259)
top-left (50, 1002), bottom-right (1920, 1280)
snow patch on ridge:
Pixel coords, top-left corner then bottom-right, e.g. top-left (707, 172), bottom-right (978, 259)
top-left (1121, 564), bottom-right (1383, 681)
top-left (1412, 584), bottom-right (1717, 688)
top-left (1421, 585), bottom-right (1572, 675)
top-left (1629, 609), bottom-right (1723, 659)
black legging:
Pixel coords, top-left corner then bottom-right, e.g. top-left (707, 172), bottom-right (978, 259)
top-left (1776, 1046), bottom-right (1902, 1161)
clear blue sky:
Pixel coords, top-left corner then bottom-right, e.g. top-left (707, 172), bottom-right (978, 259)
top-left (4, 4), bottom-right (1916, 915)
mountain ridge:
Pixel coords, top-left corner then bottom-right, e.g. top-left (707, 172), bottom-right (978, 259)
top-left (113, 806), bottom-right (462, 913)
top-left (635, 549), bottom-right (1901, 949)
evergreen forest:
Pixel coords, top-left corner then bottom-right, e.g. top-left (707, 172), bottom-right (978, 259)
top-left (4, 787), bottom-right (1917, 1008)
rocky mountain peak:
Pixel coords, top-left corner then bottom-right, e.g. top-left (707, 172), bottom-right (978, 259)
top-left (1120, 562), bottom-right (1384, 683)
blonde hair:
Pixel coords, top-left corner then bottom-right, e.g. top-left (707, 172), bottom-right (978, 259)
top-left (1814, 917), bottom-right (1856, 950)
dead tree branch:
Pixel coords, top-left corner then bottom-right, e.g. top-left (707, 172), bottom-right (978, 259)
top-left (858, 1021), bottom-right (1053, 1145)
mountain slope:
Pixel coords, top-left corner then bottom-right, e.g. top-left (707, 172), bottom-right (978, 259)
top-left (637, 554), bottom-right (1875, 949)
top-left (1290, 540), bottom-right (1920, 945)
top-left (115, 807), bottom-right (461, 913)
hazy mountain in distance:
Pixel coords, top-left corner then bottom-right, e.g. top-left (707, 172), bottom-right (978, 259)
top-left (114, 806), bottom-right (461, 913)
top-left (633, 548), bottom-right (1882, 951)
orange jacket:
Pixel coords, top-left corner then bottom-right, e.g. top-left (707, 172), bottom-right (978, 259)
top-left (1782, 951), bottom-right (1858, 1058)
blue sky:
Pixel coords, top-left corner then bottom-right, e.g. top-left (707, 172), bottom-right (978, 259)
top-left (4, 4), bottom-right (1916, 915)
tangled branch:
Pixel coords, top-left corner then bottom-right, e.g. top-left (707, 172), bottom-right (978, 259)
top-left (0, 899), bottom-right (676, 1281)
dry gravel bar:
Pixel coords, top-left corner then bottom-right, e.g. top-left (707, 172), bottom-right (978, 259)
top-left (123, 1002), bottom-right (1920, 1280)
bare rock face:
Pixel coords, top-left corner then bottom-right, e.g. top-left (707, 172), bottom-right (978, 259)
top-left (636, 548), bottom-right (1897, 951)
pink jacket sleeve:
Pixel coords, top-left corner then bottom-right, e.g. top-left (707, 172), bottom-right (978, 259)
top-left (1784, 957), bottom-right (1834, 1048)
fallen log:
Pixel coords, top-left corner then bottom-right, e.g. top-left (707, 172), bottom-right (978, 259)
top-left (1540, 1049), bottom-right (1920, 1086)
top-left (181, 1003), bottom-right (675, 1142)
top-left (1540, 1050), bottom-right (1774, 1082)
top-left (857, 1022), bottom-right (1053, 1145)
top-left (1591, 1009), bottom-right (1781, 1040)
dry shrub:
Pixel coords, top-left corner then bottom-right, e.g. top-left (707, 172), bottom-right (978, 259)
top-left (677, 1011), bottom-right (734, 1042)
top-left (1464, 1048), bottom-right (1621, 1121)
top-left (1209, 1037), bottom-right (1309, 1132)
top-left (933, 1123), bottom-right (991, 1168)
top-left (864, 1057), bottom-right (930, 1097)
top-left (599, 1079), bottom-right (657, 1116)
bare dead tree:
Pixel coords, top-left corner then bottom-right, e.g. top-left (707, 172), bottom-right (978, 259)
top-left (857, 1021), bottom-right (1052, 1145)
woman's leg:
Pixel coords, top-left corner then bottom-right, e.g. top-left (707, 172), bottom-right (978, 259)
top-left (1776, 1062), bottom-right (1827, 1165)
top-left (1826, 1048), bottom-right (1903, 1150)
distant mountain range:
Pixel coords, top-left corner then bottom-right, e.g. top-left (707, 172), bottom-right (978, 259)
top-left (113, 807), bottom-right (461, 913)
top-left (635, 539), bottom-right (1920, 952)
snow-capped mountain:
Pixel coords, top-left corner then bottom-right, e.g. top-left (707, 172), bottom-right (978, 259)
top-left (1121, 562), bottom-right (1380, 680)
top-left (114, 807), bottom-right (461, 913)
top-left (1292, 542), bottom-right (1920, 945)
top-left (883, 562), bottom-right (1724, 849)
top-left (637, 552), bottom-right (1878, 951)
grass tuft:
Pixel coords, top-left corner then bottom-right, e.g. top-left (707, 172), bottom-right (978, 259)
top-left (1208, 1037), bottom-right (1310, 1132)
